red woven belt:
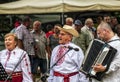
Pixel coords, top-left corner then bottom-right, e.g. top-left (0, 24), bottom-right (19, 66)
top-left (54, 71), bottom-right (79, 82)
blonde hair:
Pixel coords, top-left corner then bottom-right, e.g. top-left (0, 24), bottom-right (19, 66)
top-left (4, 33), bottom-right (18, 43)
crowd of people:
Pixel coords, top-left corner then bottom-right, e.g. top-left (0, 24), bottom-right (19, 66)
top-left (0, 15), bottom-right (120, 82)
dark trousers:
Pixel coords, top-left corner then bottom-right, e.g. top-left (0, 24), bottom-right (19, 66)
top-left (32, 57), bottom-right (47, 74)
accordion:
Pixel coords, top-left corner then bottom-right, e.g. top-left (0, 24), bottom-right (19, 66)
top-left (80, 39), bottom-right (117, 81)
top-left (0, 63), bottom-right (9, 81)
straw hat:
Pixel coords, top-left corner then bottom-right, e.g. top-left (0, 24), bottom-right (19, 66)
top-left (58, 25), bottom-right (79, 37)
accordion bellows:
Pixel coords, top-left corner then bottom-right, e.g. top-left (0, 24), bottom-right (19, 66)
top-left (80, 39), bottom-right (117, 81)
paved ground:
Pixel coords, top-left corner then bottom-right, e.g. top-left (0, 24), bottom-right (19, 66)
top-left (36, 75), bottom-right (49, 82)
top-left (34, 74), bottom-right (43, 82)
top-left (35, 74), bottom-right (47, 82)
top-left (35, 78), bottom-right (42, 82)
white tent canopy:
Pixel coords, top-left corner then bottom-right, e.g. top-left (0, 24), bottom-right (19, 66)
top-left (0, 0), bottom-right (120, 14)
top-left (0, 0), bottom-right (63, 14)
top-left (65, 0), bottom-right (120, 12)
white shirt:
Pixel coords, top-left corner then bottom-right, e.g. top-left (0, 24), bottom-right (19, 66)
top-left (47, 42), bottom-right (89, 82)
top-left (0, 47), bottom-right (33, 82)
top-left (92, 35), bottom-right (120, 82)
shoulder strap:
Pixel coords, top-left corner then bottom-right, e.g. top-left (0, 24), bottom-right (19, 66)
top-left (107, 39), bottom-right (120, 43)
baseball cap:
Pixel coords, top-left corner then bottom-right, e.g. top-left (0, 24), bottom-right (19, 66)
top-left (74, 20), bottom-right (82, 25)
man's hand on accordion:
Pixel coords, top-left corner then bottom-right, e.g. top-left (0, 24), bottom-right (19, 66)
top-left (93, 64), bottom-right (106, 72)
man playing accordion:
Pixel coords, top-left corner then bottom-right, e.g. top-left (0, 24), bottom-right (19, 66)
top-left (92, 22), bottom-right (120, 82)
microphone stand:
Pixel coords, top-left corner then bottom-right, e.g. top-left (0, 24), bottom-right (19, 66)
top-left (37, 48), bottom-right (73, 82)
top-left (4, 51), bottom-right (25, 82)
